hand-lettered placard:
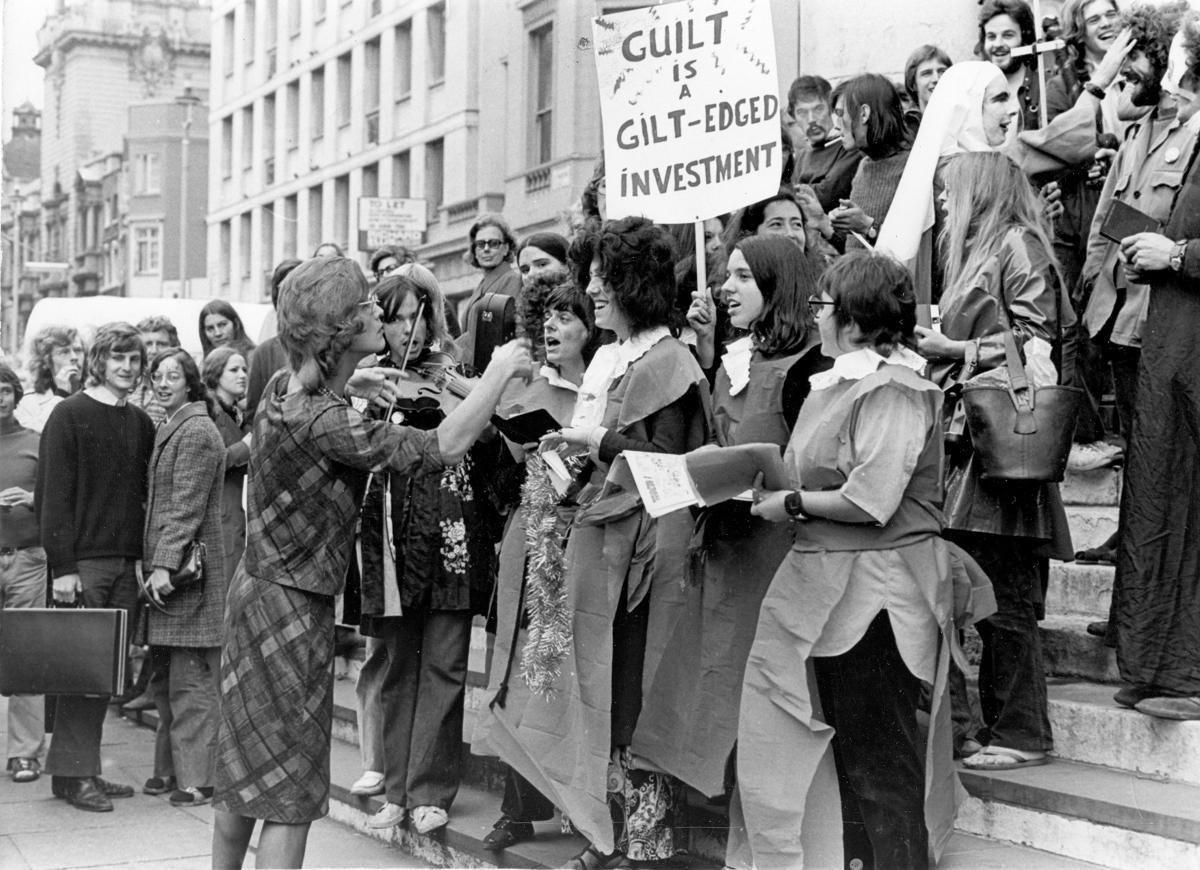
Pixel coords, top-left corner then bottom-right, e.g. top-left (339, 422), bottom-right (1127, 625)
top-left (591, 0), bottom-right (780, 223)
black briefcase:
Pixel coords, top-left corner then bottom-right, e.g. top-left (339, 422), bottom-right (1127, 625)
top-left (0, 608), bottom-right (127, 696)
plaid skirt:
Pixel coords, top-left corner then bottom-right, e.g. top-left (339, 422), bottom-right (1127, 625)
top-left (212, 565), bottom-right (335, 823)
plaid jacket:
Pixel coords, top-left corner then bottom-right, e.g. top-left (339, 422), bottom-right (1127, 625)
top-left (145, 403), bottom-right (227, 646)
top-left (244, 373), bottom-right (443, 597)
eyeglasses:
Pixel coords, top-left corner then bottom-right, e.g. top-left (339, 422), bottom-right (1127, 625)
top-left (373, 262), bottom-right (401, 279)
top-left (358, 292), bottom-right (381, 308)
top-left (150, 371), bottom-right (185, 385)
top-left (808, 295), bottom-right (837, 310)
top-left (473, 239), bottom-right (507, 252)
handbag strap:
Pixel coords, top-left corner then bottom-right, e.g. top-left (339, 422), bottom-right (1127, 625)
top-left (1001, 329), bottom-right (1039, 435)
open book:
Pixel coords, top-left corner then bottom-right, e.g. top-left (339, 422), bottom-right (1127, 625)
top-left (609, 443), bottom-right (791, 518)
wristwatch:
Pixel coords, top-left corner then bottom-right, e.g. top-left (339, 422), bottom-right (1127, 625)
top-left (1083, 81), bottom-right (1107, 100)
top-left (1170, 240), bottom-right (1188, 272)
top-left (865, 220), bottom-right (878, 241)
top-left (784, 490), bottom-right (810, 521)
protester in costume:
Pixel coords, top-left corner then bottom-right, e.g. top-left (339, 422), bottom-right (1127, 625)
top-left (734, 252), bottom-right (960, 870)
top-left (633, 236), bottom-right (830, 802)
top-left (915, 151), bottom-right (1075, 771)
top-left (488, 217), bottom-right (712, 869)
top-left (473, 282), bottom-right (597, 851)
top-left (210, 257), bottom-right (531, 868)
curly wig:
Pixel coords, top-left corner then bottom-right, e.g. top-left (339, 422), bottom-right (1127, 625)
top-left (569, 216), bottom-right (677, 336)
top-left (150, 347), bottom-right (215, 419)
top-left (736, 236), bottom-right (819, 357)
top-left (1125, 1), bottom-right (1188, 80)
top-left (27, 325), bottom-right (82, 395)
top-left (277, 257), bottom-right (369, 391)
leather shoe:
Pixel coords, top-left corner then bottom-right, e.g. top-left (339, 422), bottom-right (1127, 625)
top-left (66, 777), bottom-right (114, 813)
top-left (482, 817), bottom-right (535, 850)
top-left (1134, 695), bottom-right (1200, 720)
top-left (93, 777), bottom-right (134, 798)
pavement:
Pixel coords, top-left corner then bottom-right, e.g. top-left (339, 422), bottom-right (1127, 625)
top-left (0, 696), bottom-right (430, 870)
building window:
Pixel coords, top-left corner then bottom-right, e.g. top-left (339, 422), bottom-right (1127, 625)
top-left (284, 194), bottom-right (298, 256)
top-left (392, 150), bottom-right (411, 197)
top-left (221, 116), bottom-right (234, 177)
top-left (337, 52), bottom-right (352, 128)
top-left (394, 20), bottom-right (412, 99)
top-left (241, 106), bottom-right (254, 171)
top-left (244, 0), bottom-right (256, 65)
top-left (334, 174), bottom-right (349, 249)
top-left (220, 221), bottom-right (232, 284)
top-left (134, 152), bottom-right (161, 195)
top-left (134, 225), bottom-right (161, 274)
top-left (286, 80), bottom-right (300, 148)
top-left (263, 94), bottom-right (276, 161)
top-left (311, 67), bottom-right (325, 140)
top-left (240, 212), bottom-right (253, 277)
top-left (288, 0), bottom-right (301, 35)
top-left (265, 0), bottom-right (277, 47)
top-left (315, 0), bottom-right (327, 22)
top-left (424, 138), bottom-right (444, 220)
top-left (362, 163), bottom-right (378, 197)
top-left (262, 204), bottom-right (275, 267)
top-left (308, 185), bottom-right (324, 251)
top-left (427, 4), bottom-right (446, 84)
top-left (223, 13), bottom-right (235, 76)
top-left (529, 23), bottom-right (554, 165)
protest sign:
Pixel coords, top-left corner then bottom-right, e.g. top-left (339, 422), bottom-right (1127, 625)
top-left (591, 0), bottom-right (781, 224)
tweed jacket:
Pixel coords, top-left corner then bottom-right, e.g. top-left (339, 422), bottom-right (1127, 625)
top-left (145, 402), bottom-right (227, 647)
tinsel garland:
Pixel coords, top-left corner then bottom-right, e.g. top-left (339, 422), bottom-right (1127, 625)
top-left (520, 453), bottom-right (574, 698)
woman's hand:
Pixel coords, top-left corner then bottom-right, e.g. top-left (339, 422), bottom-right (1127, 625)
top-left (539, 426), bottom-right (596, 451)
top-left (913, 326), bottom-right (967, 361)
top-left (147, 567), bottom-right (173, 607)
top-left (1091, 27), bottom-right (1135, 90)
top-left (750, 490), bottom-right (792, 523)
top-left (686, 286), bottom-right (717, 338)
top-left (829, 200), bottom-right (874, 234)
top-left (1119, 232), bottom-right (1175, 273)
top-left (0, 486), bottom-right (33, 511)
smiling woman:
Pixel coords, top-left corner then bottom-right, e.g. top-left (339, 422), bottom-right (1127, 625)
top-left (202, 346), bottom-right (252, 581)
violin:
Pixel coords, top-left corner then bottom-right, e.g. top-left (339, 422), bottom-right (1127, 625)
top-left (386, 349), bottom-right (481, 427)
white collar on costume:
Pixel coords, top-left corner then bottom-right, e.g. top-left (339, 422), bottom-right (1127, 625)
top-left (809, 345), bottom-right (927, 390)
top-left (722, 336), bottom-right (754, 396)
top-left (540, 364), bottom-right (580, 393)
top-left (568, 327), bottom-right (671, 429)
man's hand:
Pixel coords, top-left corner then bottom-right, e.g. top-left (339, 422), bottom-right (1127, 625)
top-left (52, 573), bottom-right (82, 605)
top-left (1119, 232), bottom-right (1175, 273)
top-left (1092, 27), bottom-right (1135, 90)
top-left (913, 326), bottom-right (967, 360)
top-left (829, 200), bottom-right (874, 234)
top-left (53, 364), bottom-right (80, 395)
top-left (0, 486), bottom-right (33, 511)
top-left (1041, 181), bottom-right (1064, 221)
top-left (484, 338), bottom-right (534, 383)
top-left (346, 366), bottom-right (403, 410)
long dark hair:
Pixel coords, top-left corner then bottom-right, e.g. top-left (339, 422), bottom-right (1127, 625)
top-left (198, 300), bottom-right (255, 358)
top-left (151, 347), bottom-right (215, 419)
top-left (737, 237), bottom-right (818, 357)
top-left (840, 74), bottom-right (910, 159)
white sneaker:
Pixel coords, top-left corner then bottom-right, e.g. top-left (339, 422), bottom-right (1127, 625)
top-left (367, 801), bottom-right (406, 829)
top-left (1067, 441), bottom-right (1123, 472)
top-left (411, 804), bottom-right (449, 834)
top-left (350, 770), bottom-right (385, 796)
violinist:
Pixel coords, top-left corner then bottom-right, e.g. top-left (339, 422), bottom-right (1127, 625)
top-left (472, 281), bottom-right (598, 852)
top-left (355, 273), bottom-right (499, 836)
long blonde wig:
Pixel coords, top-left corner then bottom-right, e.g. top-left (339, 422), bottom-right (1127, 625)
top-left (938, 152), bottom-right (1064, 297)
top-left (276, 257), bottom-right (368, 391)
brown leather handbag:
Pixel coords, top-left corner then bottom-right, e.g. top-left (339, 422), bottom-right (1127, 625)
top-left (961, 330), bottom-right (1082, 482)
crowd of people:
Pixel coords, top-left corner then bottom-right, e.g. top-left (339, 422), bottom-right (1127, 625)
top-left (3, 1), bottom-right (1200, 868)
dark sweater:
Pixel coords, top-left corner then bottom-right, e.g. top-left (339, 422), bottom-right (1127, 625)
top-left (791, 138), bottom-right (864, 213)
top-left (36, 393), bottom-right (154, 578)
top-left (0, 425), bottom-right (41, 548)
top-left (844, 148), bottom-right (911, 251)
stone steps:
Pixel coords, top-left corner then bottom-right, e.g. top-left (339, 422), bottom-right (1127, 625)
top-left (1041, 615), bottom-right (1120, 683)
top-left (1065, 505), bottom-right (1119, 553)
top-left (958, 756), bottom-right (1200, 868)
top-left (1046, 561), bottom-right (1114, 619)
